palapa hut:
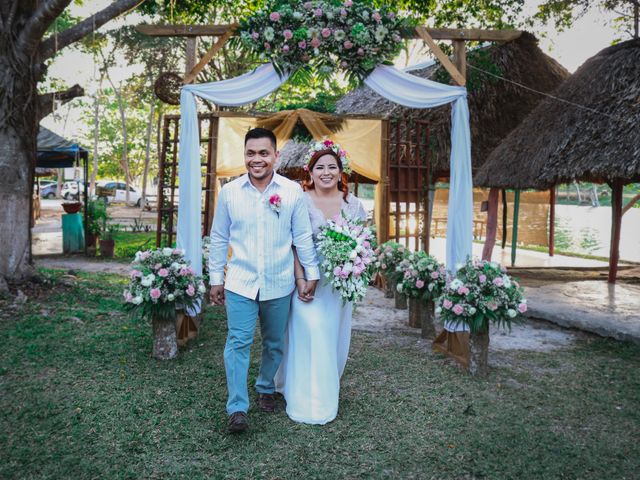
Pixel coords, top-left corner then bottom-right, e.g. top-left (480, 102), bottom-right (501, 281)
top-left (324, 32), bottom-right (569, 249)
top-left (476, 38), bottom-right (640, 282)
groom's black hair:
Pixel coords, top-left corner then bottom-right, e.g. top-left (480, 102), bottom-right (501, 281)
top-left (245, 127), bottom-right (277, 151)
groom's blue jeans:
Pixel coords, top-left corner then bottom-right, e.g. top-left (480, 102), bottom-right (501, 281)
top-left (224, 289), bottom-right (292, 415)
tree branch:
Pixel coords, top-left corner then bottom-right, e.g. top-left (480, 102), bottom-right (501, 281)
top-left (39, 0), bottom-right (145, 60)
top-left (17, 0), bottom-right (73, 56)
top-left (622, 193), bottom-right (640, 215)
top-left (38, 84), bottom-right (84, 120)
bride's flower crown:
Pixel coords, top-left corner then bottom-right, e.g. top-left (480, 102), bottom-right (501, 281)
top-left (303, 139), bottom-right (352, 175)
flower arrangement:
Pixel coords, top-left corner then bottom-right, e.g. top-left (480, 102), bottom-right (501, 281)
top-left (316, 213), bottom-right (377, 303)
top-left (374, 240), bottom-right (407, 281)
top-left (395, 251), bottom-right (446, 302)
top-left (303, 139), bottom-right (351, 174)
top-left (124, 248), bottom-right (206, 321)
top-left (238, 0), bottom-right (410, 84)
top-left (437, 259), bottom-right (527, 333)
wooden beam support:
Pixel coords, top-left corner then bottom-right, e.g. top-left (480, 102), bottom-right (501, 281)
top-left (183, 28), bottom-right (235, 84)
top-left (549, 187), bottom-right (556, 256)
top-left (608, 180), bottom-right (623, 283)
top-left (415, 27), bottom-right (466, 86)
top-left (511, 190), bottom-right (520, 267)
top-left (185, 37), bottom-right (198, 76)
top-left (452, 39), bottom-right (466, 79)
top-left (137, 23), bottom-right (521, 42)
top-left (482, 188), bottom-right (499, 261)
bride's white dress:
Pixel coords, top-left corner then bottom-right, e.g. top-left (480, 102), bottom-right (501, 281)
top-left (275, 192), bottom-right (367, 425)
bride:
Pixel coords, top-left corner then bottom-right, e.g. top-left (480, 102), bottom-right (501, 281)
top-left (276, 140), bottom-right (367, 425)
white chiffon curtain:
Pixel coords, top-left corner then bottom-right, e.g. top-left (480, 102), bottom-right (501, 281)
top-left (177, 62), bottom-right (472, 330)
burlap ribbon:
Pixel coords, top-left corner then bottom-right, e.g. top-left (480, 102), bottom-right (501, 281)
top-left (257, 108), bottom-right (341, 145)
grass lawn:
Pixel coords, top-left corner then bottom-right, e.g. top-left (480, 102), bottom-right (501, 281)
top-left (1, 270), bottom-right (639, 479)
top-left (110, 232), bottom-right (158, 260)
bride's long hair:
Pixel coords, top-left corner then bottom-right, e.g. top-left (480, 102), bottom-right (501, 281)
top-left (302, 149), bottom-right (349, 201)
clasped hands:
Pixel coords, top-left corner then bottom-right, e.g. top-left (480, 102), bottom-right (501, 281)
top-left (208, 279), bottom-right (318, 306)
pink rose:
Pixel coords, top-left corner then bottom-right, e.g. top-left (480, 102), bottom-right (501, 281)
top-left (323, 139), bottom-right (334, 147)
top-left (173, 248), bottom-right (184, 255)
top-left (340, 8), bottom-right (348, 16)
top-left (269, 12), bottom-right (280, 21)
top-left (321, 28), bottom-right (331, 38)
top-left (150, 288), bottom-right (161, 300)
top-left (251, 32), bottom-right (259, 40)
top-left (357, 48), bottom-right (365, 56)
top-left (416, 279), bottom-right (425, 289)
top-left (304, 1), bottom-right (313, 9)
top-left (298, 40), bottom-right (307, 49)
top-left (186, 285), bottom-right (195, 297)
top-left (452, 304), bottom-right (464, 315)
top-left (487, 302), bottom-right (498, 311)
top-left (518, 303), bottom-right (528, 313)
top-left (314, 8), bottom-right (323, 16)
top-left (363, 241), bottom-right (370, 248)
top-left (493, 277), bottom-right (504, 287)
top-left (283, 29), bottom-right (293, 40)
top-left (430, 271), bottom-right (439, 279)
top-left (343, 40), bottom-right (353, 50)
top-left (373, 12), bottom-right (382, 22)
top-left (344, 0), bottom-right (353, 6)
top-left (333, 266), bottom-right (342, 276)
top-left (458, 286), bottom-right (470, 295)
top-left (123, 290), bottom-right (133, 302)
top-left (443, 299), bottom-right (453, 309)
top-left (154, 263), bottom-right (162, 270)
top-left (282, 45), bottom-right (290, 53)
top-left (139, 251), bottom-right (150, 260)
top-left (479, 274), bottom-right (487, 283)
top-left (264, 42), bottom-right (271, 50)
top-left (310, 37), bottom-right (321, 48)
top-left (158, 268), bottom-right (169, 278)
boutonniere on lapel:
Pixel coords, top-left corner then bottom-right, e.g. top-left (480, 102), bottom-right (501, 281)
top-left (267, 193), bottom-right (282, 217)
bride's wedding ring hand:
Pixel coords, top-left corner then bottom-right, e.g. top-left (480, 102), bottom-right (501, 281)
top-left (295, 278), bottom-right (311, 302)
top-left (302, 279), bottom-right (318, 302)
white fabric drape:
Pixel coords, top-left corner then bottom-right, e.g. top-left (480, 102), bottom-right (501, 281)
top-left (365, 65), bottom-right (472, 332)
top-left (177, 64), bottom-right (288, 278)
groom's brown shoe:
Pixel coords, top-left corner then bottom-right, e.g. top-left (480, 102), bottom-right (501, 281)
top-left (228, 411), bottom-right (249, 433)
top-left (257, 393), bottom-right (276, 412)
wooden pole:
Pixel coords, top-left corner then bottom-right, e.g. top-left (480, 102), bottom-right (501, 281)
top-left (608, 180), bottom-right (623, 283)
top-left (415, 27), bottom-right (466, 86)
top-left (511, 190), bottom-right (520, 267)
top-left (501, 189), bottom-right (508, 249)
top-left (378, 119), bottom-right (390, 244)
top-left (185, 37), bottom-right (198, 75)
top-left (482, 188), bottom-right (499, 261)
top-left (549, 186), bottom-right (556, 256)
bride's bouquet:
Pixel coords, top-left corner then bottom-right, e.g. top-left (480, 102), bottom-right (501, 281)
top-left (316, 214), bottom-right (377, 304)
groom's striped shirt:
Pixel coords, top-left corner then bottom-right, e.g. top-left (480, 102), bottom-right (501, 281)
top-left (208, 173), bottom-right (320, 301)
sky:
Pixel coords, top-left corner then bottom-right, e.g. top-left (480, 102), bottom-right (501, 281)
top-left (42, 0), bottom-right (621, 139)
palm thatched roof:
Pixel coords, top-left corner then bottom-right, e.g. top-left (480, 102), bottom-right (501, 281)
top-left (476, 38), bottom-right (640, 189)
top-left (334, 32), bottom-right (569, 179)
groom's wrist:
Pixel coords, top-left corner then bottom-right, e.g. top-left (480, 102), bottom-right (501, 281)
top-left (210, 272), bottom-right (225, 285)
top-left (304, 266), bottom-right (320, 281)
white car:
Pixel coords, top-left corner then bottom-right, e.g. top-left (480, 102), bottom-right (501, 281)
top-left (96, 181), bottom-right (156, 207)
top-left (61, 181), bottom-right (85, 200)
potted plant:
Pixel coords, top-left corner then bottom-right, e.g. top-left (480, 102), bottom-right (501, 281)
top-left (396, 251), bottom-right (446, 337)
top-left (374, 241), bottom-right (407, 299)
top-left (123, 248), bottom-right (206, 360)
top-left (436, 259), bottom-right (527, 376)
top-left (86, 199), bottom-right (108, 253)
top-left (99, 222), bottom-right (120, 258)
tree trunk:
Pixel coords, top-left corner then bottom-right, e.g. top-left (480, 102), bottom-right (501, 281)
top-left (408, 297), bottom-right (423, 328)
top-left (384, 275), bottom-right (395, 298)
top-left (468, 329), bottom-right (489, 377)
top-left (105, 71), bottom-right (131, 203)
top-left (394, 289), bottom-right (407, 310)
top-left (152, 315), bottom-right (178, 360)
top-left (573, 181), bottom-right (582, 203)
top-left (482, 187), bottom-right (499, 261)
top-left (0, 41), bottom-right (38, 282)
top-left (90, 93), bottom-right (100, 197)
top-left (141, 100), bottom-right (155, 209)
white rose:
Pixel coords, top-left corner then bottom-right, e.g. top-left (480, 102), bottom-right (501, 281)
top-left (502, 276), bottom-right (512, 288)
top-left (396, 283), bottom-right (403, 293)
top-left (469, 307), bottom-right (477, 315)
top-left (167, 293), bottom-right (175, 301)
top-left (343, 262), bottom-right (353, 273)
top-left (349, 250), bottom-right (358, 260)
top-left (198, 284), bottom-right (206, 293)
top-left (132, 296), bottom-right (143, 305)
top-left (141, 276), bottom-right (153, 287)
top-left (435, 306), bottom-right (442, 314)
top-left (507, 309), bottom-right (517, 318)
top-left (171, 262), bottom-right (181, 270)
top-left (162, 247), bottom-right (173, 256)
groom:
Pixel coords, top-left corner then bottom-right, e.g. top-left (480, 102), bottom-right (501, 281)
top-left (208, 127), bottom-right (319, 433)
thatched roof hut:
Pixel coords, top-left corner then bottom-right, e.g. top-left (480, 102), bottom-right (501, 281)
top-left (276, 139), bottom-right (313, 181)
top-left (476, 38), bottom-right (640, 189)
top-left (334, 32), bottom-right (569, 179)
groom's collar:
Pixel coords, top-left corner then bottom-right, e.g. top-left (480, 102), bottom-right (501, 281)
top-left (240, 172), bottom-right (284, 190)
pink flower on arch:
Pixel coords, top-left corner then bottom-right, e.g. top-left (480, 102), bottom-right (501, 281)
top-left (452, 304), bottom-right (464, 315)
top-left (150, 288), bottom-right (161, 300)
top-left (343, 40), bottom-right (353, 50)
top-left (357, 48), bottom-right (365, 56)
top-left (130, 269), bottom-right (142, 279)
top-left (304, 1), bottom-right (313, 9)
top-left (310, 37), bottom-right (321, 48)
top-left (430, 271), bottom-right (439, 279)
top-left (283, 29), bottom-right (293, 40)
top-left (314, 8), bottom-right (323, 16)
top-left (321, 28), bottom-right (332, 38)
top-left (269, 12), bottom-right (280, 21)
top-left (344, 0), bottom-right (353, 6)
top-left (493, 277), bottom-right (504, 287)
top-left (416, 279), bottom-right (425, 289)
top-left (282, 45), bottom-right (290, 53)
top-left (479, 274), bottom-right (487, 283)
top-left (298, 40), bottom-right (307, 49)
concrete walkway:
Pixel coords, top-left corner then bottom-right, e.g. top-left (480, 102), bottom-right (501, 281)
top-left (524, 281), bottom-right (640, 344)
